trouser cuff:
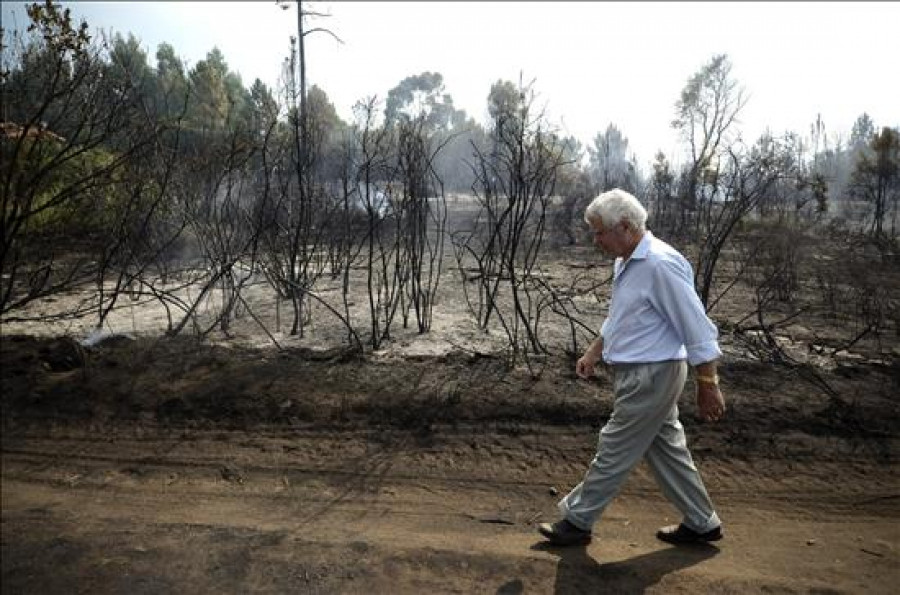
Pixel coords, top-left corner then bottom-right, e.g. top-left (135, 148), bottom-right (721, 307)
top-left (685, 511), bottom-right (721, 533)
top-left (557, 499), bottom-right (592, 531)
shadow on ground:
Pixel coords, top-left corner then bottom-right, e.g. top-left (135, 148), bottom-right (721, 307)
top-left (501, 542), bottom-right (719, 594)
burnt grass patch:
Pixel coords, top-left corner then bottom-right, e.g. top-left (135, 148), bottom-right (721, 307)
top-left (1, 334), bottom-right (897, 464)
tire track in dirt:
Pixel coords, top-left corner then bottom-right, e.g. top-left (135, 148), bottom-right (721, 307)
top-left (4, 425), bottom-right (899, 593)
top-left (4, 430), bottom-right (898, 518)
top-left (4, 463), bottom-right (898, 594)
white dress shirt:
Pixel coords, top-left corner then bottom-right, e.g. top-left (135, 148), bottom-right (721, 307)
top-left (600, 231), bottom-right (721, 366)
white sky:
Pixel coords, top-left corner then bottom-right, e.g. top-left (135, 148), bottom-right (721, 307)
top-left (2, 1), bottom-right (898, 168)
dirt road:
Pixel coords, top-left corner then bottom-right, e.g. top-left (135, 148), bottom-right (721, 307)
top-left (3, 423), bottom-right (898, 594)
top-left (2, 335), bottom-right (899, 593)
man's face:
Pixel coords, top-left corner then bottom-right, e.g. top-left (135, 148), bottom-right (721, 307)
top-left (588, 217), bottom-right (629, 258)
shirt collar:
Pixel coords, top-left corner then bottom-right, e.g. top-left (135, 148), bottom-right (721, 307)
top-left (629, 230), bottom-right (653, 261)
top-left (614, 230), bottom-right (653, 278)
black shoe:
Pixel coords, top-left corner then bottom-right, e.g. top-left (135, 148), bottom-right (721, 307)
top-left (538, 519), bottom-right (592, 546)
top-left (656, 523), bottom-right (723, 544)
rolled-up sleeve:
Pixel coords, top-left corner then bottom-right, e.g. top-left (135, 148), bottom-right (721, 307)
top-left (649, 258), bottom-right (722, 366)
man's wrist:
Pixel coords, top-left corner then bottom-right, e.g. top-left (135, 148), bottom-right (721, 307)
top-left (696, 374), bottom-right (719, 386)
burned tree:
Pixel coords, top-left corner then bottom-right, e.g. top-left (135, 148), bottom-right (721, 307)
top-left (452, 79), bottom-right (571, 364)
top-left (349, 97), bottom-right (397, 349)
top-left (393, 115), bottom-right (448, 333)
top-left (693, 134), bottom-right (794, 310)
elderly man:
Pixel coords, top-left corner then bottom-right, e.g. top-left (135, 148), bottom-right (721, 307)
top-left (538, 188), bottom-right (726, 547)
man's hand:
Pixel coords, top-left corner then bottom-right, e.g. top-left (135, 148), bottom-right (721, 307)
top-left (576, 337), bottom-right (603, 379)
top-left (696, 383), bottom-right (725, 422)
top-left (576, 354), bottom-right (599, 379)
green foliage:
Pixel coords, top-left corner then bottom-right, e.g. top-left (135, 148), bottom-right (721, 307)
top-left (487, 79), bottom-right (524, 126)
top-left (188, 47), bottom-right (233, 131)
top-left (674, 54), bottom-right (731, 130)
top-left (307, 85), bottom-right (341, 131)
top-left (106, 32), bottom-right (153, 97)
top-left (249, 78), bottom-right (279, 129)
top-left (385, 71), bottom-right (466, 133)
top-left (588, 124), bottom-right (637, 193)
top-left (672, 53), bottom-right (745, 169)
top-left (25, 0), bottom-right (90, 55)
top-left (851, 126), bottom-right (900, 236)
top-left (850, 113), bottom-right (875, 152)
top-left (3, 132), bottom-right (118, 236)
top-left (3, 3), bottom-right (89, 125)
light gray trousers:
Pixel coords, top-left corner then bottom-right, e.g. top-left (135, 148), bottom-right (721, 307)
top-left (559, 360), bottom-right (721, 533)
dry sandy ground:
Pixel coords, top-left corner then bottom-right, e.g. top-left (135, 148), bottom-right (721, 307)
top-left (2, 426), bottom-right (898, 595)
top-left (2, 335), bottom-right (899, 593)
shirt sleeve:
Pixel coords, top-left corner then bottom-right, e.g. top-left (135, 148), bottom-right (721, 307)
top-left (648, 257), bottom-right (722, 366)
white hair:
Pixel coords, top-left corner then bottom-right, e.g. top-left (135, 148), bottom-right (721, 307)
top-left (584, 188), bottom-right (648, 231)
